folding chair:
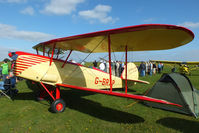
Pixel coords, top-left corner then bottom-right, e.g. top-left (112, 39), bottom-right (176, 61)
top-left (0, 77), bottom-right (18, 100)
top-left (0, 81), bottom-right (11, 99)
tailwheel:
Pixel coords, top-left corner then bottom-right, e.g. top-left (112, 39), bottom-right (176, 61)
top-left (51, 99), bottom-right (66, 113)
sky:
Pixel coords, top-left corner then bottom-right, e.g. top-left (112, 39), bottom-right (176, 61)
top-left (0, 0), bottom-right (199, 62)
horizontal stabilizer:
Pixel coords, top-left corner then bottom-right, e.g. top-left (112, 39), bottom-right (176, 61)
top-left (127, 79), bottom-right (150, 84)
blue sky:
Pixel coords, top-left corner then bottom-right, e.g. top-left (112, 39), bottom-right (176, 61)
top-left (0, 0), bottom-right (199, 61)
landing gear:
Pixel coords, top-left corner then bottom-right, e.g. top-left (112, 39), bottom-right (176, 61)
top-left (51, 99), bottom-right (66, 113)
top-left (39, 82), bottom-right (66, 113)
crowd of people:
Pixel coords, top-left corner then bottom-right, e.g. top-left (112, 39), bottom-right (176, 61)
top-left (94, 60), bottom-right (125, 77)
top-left (138, 62), bottom-right (164, 77)
top-left (92, 60), bottom-right (165, 77)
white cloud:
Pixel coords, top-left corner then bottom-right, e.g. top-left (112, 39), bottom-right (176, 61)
top-left (20, 6), bottom-right (35, 15)
top-left (0, 0), bottom-right (26, 3)
top-left (41, 0), bottom-right (84, 15)
top-left (179, 21), bottom-right (199, 29)
top-left (0, 23), bottom-right (55, 42)
top-left (78, 4), bottom-right (118, 24)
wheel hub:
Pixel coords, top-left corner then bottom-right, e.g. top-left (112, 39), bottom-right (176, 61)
top-left (56, 103), bottom-right (63, 111)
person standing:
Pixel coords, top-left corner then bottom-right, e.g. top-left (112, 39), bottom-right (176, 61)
top-left (10, 60), bottom-right (15, 72)
top-left (161, 63), bottom-right (164, 71)
top-left (99, 61), bottom-right (105, 71)
top-left (145, 62), bottom-right (148, 75)
top-left (121, 62), bottom-right (125, 74)
top-left (171, 65), bottom-right (176, 72)
top-left (93, 60), bottom-right (98, 68)
top-left (149, 62), bottom-right (153, 76)
top-left (158, 63), bottom-right (162, 73)
top-left (115, 61), bottom-right (120, 77)
top-left (152, 63), bottom-right (156, 75)
top-left (1, 60), bottom-right (9, 82)
top-left (139, 62), bottom-right (146, 77)
top-left (119, 61), bottom-right (122, 76)
top-left (111, 61), bottom-right (116, 76)
top-left (106, 61), bottom-right (109, 73)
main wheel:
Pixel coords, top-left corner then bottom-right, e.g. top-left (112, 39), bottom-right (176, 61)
top-left (51, 99), bottom-right (66, 113)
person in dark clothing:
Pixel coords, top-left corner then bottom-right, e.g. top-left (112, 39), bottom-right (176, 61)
top-left (138, 62), bottom-right (146, 77)
top-left (93, 60), bottom-right (98, 68)
top-left (171, 65), bottom-right (176, 72)
top-left (0, 74), bottom-right (18, 97)
top-left (152, 63), bottom-right (157, 75)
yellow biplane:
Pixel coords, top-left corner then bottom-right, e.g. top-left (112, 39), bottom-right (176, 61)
top-left (8, 24), bottom-right (194, 113)
top-left (150, 60), bottom-right (199, 75)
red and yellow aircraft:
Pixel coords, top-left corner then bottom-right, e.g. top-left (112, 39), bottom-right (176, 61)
top-left (8, 24), bottom-right (194, 113)
top-left (150, 60), bottom-right (199, 74)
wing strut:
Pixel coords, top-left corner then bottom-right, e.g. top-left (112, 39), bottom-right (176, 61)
top-left (40, 82), bottom-right (55, 101)
top-left (125, 45), bottom-right (128, 93)
top-left (43, 45), bottom-right (45, 56)
top-left (62, 50), bottom-right (73, 68)
top-left (50, 43), bottom-right (56, 66)
top-left (36, 48), bottom-right (39, 55)
top-left (108, 34), bottom-right (113, 92)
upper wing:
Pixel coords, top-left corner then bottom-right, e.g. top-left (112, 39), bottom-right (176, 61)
top-left (33, 24), bottom-right (194, 53)
top-left (150, 60), bottom-right (199, 65)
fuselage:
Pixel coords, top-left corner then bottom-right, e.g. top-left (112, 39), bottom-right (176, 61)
top-left (12, 51), bottom-right (138, 89)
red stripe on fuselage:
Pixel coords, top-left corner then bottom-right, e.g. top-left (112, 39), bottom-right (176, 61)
top-left (13, 52), bottom-right (50, 77)
top-left (14, 63), bottom-right (32, 67)
top-left (18, 58), bottom-right (43, 64)
top-left (20, 56), bottom-right (49, 62)
top-left (14, 66), bottom-right (29, 69)
top-left (17, 60), bottom-right (37, 65)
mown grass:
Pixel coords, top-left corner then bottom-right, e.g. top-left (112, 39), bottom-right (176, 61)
top-left (0, 64), bottom-right (199, 133)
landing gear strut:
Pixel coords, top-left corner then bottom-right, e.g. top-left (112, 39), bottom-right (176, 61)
top-left (39, 82), bottom-right (66, 113)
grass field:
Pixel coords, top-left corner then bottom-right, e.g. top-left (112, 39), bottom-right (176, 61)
top-left (0, 64), bottom-right (199, 133)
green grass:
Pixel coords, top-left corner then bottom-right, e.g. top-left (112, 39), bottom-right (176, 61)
top-left (0, 65), bottom-right (199, 133)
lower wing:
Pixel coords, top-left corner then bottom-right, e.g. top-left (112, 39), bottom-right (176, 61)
top-left (57, 83), bottom-right (182, 107)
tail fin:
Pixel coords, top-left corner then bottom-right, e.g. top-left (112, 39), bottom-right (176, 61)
top-left (121, 63), bottom-right (139, 80)
top-left (121, 63), bottom-right (149, 84)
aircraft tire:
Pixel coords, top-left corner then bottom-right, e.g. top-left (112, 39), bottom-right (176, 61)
top-left (51, 99), bottom-right (66, 113)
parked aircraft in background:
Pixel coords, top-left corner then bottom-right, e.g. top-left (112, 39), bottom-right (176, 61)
top-left (150, 60), bottom-right (199, 75)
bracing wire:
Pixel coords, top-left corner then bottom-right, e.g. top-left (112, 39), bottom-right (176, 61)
top-left (80, 35), bottom-right (107, 64)
top-left (67, 35), bottom-right (107, 78)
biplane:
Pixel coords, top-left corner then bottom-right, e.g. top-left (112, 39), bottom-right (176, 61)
top-left (150, 60), bottom-right (199, 75)
top-left (8, 24), bottom-right (194, 113)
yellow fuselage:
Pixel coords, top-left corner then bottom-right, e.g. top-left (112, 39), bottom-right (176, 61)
top-left (14, 52), bottom-right (138, 89)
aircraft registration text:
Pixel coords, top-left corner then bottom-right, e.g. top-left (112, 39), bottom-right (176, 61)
top-left (95, 77), bottom-right (115, 86)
